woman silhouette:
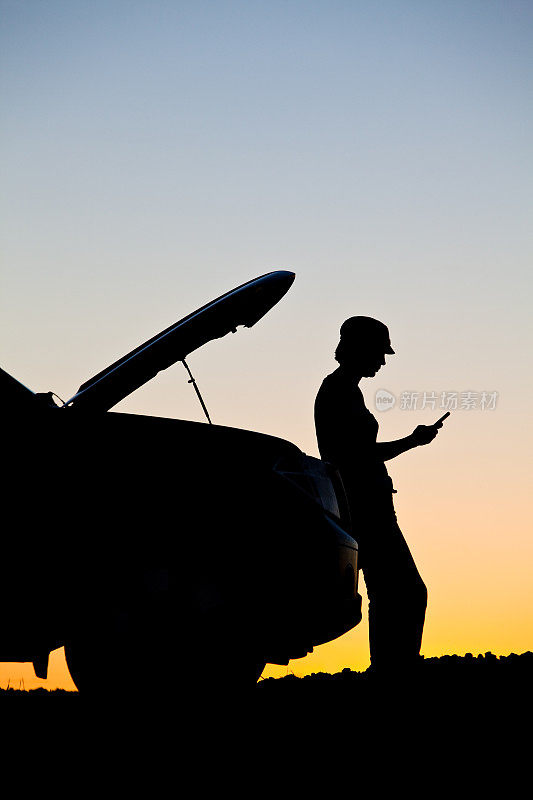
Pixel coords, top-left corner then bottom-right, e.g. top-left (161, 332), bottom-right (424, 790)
top-left (314, 317), bottom-right (442, 678)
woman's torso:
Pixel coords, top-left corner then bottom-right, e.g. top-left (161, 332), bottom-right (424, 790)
top-left (314, 370), bottom-right (395, 523)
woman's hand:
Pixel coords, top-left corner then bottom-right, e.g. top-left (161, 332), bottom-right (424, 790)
top-left (377, 420), bottom-right (444, 460)
top-left (411, 424), bottom-right (440, 446)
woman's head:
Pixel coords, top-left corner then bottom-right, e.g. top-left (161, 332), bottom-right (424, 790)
top-left (335, 316), bottom-right (395, 377)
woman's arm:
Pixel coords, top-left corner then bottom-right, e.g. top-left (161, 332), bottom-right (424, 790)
top-left (376, 425), bottom-right (440, 461)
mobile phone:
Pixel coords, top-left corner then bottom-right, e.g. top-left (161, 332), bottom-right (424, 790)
top-left (434, 412), bottom-right (450, 425)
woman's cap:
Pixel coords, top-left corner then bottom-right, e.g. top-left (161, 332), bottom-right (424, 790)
top-left (339, 316), bottom-right (395, 354)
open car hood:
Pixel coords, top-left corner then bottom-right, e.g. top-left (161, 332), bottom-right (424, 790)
top-left (64, 270), bottom-right (295, 412)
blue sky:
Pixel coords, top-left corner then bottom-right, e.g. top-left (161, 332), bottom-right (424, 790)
top-left (2, 0), bottom-right (531, 438)
top-left (2, 2), bottom-right (531, 402)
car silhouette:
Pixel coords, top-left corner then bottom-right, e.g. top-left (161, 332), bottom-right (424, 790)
top-left (1, 271), bottom-right (361, 695)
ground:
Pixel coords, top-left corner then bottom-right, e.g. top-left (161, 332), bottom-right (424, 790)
top-left (1, 652), bottom-right (530, 787)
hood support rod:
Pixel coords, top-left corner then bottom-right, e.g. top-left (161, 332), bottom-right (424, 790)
top-left (181, 359), bottom-right (212, 425)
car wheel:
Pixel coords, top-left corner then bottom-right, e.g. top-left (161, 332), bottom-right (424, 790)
top-left (64, 636), bottom-right (109, 697)
top-left (189, 621), bottom-right (266, 693)
top-left (253, 660), bottom-right (267, 682)
top-left (64, 597), bottom-right (171, 699)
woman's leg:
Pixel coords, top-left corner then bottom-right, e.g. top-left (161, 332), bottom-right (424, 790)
top-left (361, 519), bottom-right (427, 673)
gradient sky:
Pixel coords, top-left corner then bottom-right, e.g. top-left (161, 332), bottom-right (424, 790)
top-left (1, 0), bottom-right (531, 690)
